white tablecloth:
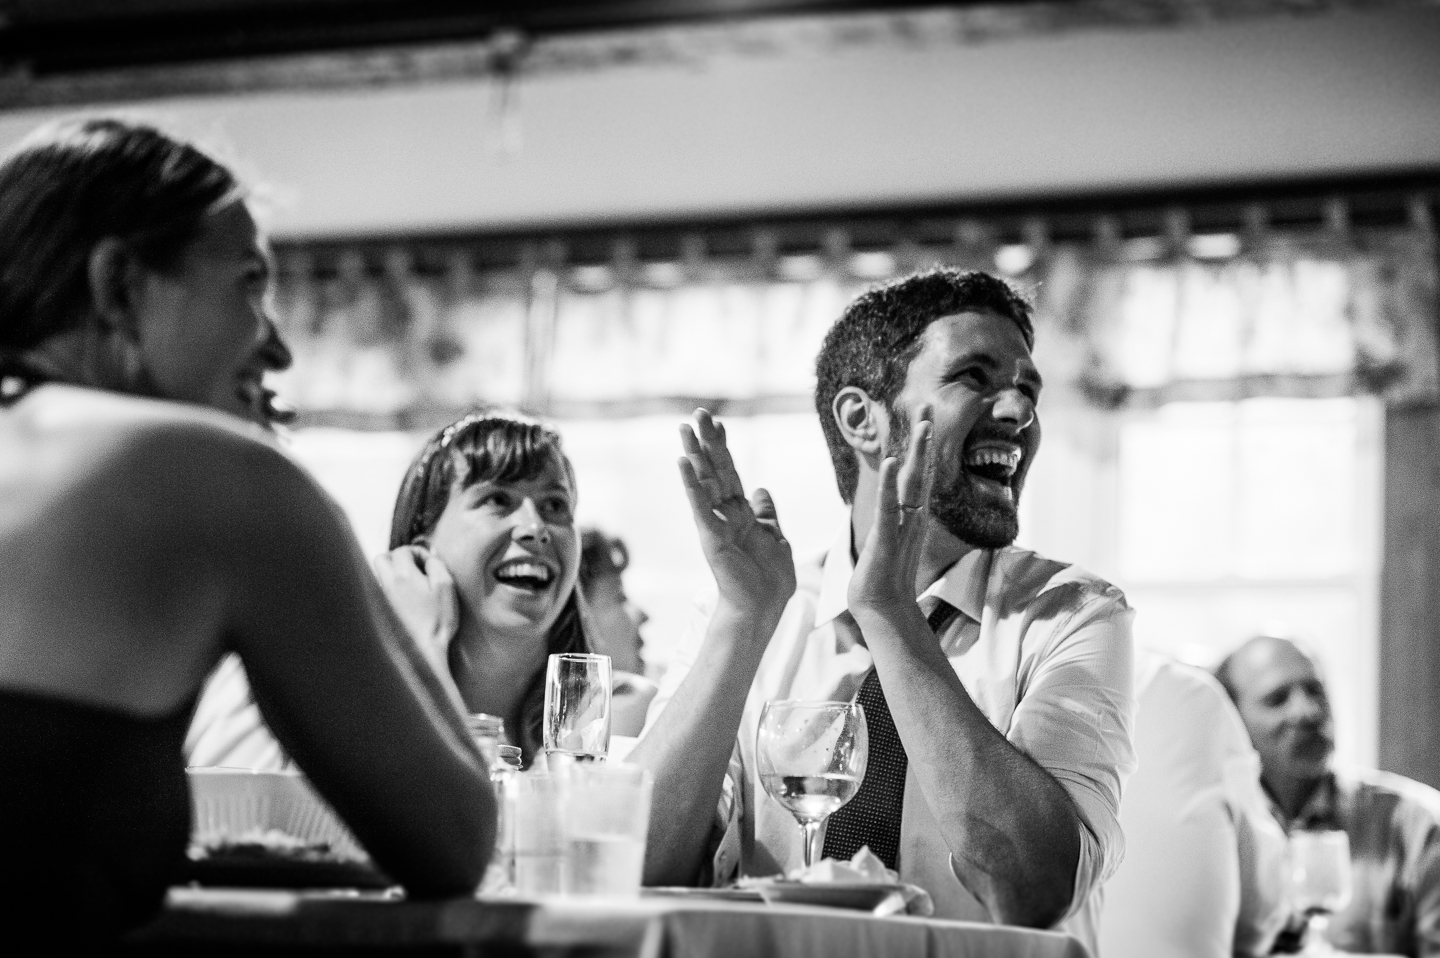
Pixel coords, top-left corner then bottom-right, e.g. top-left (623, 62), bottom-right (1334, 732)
top-left (129, 887), bottom-right (1091, 958)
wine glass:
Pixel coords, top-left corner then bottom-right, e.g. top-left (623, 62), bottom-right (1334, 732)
top-left (1288, 829), bottom-right (1353, 954)
top-left (543, 653), bottom-right (612, 765)
top-left (755, 700), bottom-right (868, 868)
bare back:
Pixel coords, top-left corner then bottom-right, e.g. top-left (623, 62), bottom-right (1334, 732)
top-left (0, 384), bottom-right (237, 716)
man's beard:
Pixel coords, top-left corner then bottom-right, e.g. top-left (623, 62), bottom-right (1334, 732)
top-left (885, 406), bottom-right (1020, 549)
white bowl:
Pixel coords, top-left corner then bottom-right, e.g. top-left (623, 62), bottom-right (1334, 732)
top-left (187, 767), bottom-right (367, 861)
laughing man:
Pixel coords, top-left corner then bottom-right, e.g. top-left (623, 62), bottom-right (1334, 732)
top-left (632, 269), bottom-right (1135, 951)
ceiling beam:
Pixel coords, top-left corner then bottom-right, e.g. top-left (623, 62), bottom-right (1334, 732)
top-left (0, 1), bottom-right (952, 73)
top-left (0, 0), bottom-right (1420, 110)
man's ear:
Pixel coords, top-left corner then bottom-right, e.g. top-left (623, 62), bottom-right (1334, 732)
top-left (833, 386), bottom-right (886, 458)
top-left (86, 238), bottom-right (145, 337)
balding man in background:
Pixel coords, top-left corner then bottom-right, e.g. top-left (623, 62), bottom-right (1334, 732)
top-left (1217, 636), bottom-right (1440, 957)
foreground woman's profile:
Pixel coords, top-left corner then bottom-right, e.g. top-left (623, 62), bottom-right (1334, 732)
top-left (0, 118), bottom-right (494, 947)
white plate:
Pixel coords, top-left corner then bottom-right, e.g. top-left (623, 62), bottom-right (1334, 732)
top-left (752, 881), bottom-right (905, 911)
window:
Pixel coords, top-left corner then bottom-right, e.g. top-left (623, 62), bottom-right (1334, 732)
top-left (1105, 397), bottom-right (1380, 767)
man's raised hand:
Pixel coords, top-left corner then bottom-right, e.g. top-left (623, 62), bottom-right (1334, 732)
top-left (678, 408), bottom-right (796, 626)
top-left (849, 403), bottom-right (933, 615)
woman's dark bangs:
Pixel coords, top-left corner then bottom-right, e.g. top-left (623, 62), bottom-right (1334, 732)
top-left (454, 420), bottom-right (564, 490)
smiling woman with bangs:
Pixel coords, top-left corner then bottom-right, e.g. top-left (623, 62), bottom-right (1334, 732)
top-left (189, 410), bottom-right (636, 768)
top-left (378, 412), bottom-right (588, 764)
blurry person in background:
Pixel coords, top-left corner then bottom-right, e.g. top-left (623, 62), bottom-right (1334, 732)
top-left (578, 528), bottom-right (657, 737)
top-left (1100, 649), bottom-right (1288, 958)
top-left (0, 117), bottom-right (492, 949)
top-left (1217, 636), bottom-right (1440, 956)
top-left (578, 529), bottom-right (648, 674)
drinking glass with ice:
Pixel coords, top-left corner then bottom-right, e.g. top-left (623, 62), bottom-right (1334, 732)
top-left (561, 763), bottom-right (653, 897)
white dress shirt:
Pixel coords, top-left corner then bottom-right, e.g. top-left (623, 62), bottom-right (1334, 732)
top-left (643, 520), bottom-right (1136, 953)
top-left (1099, 651), bottom-right (1288, 958)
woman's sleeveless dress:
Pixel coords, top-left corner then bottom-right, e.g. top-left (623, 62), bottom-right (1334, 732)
top-left (1, 365), bottom-right (196, 947)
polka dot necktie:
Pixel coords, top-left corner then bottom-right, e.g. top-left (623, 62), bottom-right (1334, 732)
top-left (821, 599), bottom-right (961, 869)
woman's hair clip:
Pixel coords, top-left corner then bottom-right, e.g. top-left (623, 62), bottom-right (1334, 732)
top-left (436, 411), bottom-right (494, 452)
top-left (414, 411), bottom-right (495, 477)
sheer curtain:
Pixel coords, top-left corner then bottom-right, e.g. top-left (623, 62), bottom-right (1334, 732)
top-left (1027, 204), bottom-right (1438, 404)
top-left (269, 202), bottom-right (1436, 419)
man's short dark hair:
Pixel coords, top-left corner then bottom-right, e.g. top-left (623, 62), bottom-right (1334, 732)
top-left (813, 268), bottom-right (1035, 503)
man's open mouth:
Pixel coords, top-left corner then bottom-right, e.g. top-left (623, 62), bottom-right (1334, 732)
top-left (962, 440), bottom-right (1022, 498)
top-left (494, 559), bottom-right (555, 592)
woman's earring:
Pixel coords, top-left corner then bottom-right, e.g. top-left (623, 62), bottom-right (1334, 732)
top-left (109, 329), bottom-right (154, 395)
top-left (86, 320), bottom-right (158, 397)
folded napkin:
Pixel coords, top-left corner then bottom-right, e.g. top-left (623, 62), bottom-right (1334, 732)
top-left (740, 846), bottom-right (935, 916)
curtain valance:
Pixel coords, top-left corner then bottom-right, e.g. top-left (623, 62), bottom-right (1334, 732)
top-left (268, 193), bottom-right (1438, 425)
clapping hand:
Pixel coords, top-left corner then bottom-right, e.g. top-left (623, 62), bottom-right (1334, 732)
top-left (849, 403), bottom-right (934, 616)
top-left (678, 409), bottom-right (796, 625)
top-left (372, 545), bottom-right (460, 680)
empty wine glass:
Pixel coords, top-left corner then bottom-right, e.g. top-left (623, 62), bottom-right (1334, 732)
top-left (543, 653), bottom-right (612, 766)
top-left (1288, 829), bottom-right (1353, 954)
top-left (756, 700), bottom-right (868, 868)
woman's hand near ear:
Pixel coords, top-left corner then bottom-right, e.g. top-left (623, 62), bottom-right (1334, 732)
top-left (373, 545), bottom-right (460, 683)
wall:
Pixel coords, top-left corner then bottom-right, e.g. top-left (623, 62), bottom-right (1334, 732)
top-left (1, 5), bottom-right (1438, 237)
top-left (1381, 406), bottom-right (1440, 789)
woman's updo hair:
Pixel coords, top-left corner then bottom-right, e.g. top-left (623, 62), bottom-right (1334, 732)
top-left (390, 411), bottom-right (591, 765)
top-left (0, 117), bottom-right (241, 357)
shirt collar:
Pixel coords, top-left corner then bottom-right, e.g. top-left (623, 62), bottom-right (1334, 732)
top-left (920, 547), bottom-right (990, 624)
top-left (1265, 772), bottom-right (1340, 832)
top-left (813, 523), bottom-right (856, 629)
top-left (814, 513), bottom-right (992, 629)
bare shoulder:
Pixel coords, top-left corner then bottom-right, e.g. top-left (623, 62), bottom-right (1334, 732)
top-left (10, 382), bottom-right (279, 455)
top-left (3, 385), bottom-right (304, 513)
top-left (0, 386), bottom-right (329, 584)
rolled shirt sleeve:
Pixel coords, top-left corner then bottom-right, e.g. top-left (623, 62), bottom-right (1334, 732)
top-left (1003, 589), bottom-right (1136, 916)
